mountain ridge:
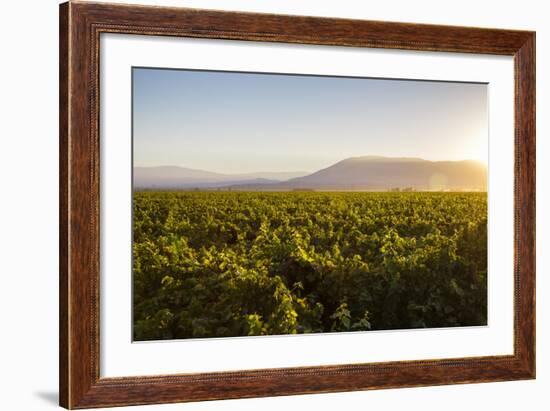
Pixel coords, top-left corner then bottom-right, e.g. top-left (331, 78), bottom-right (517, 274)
top-left (270, 156), bottom-right (486, 191)
top-left (133, 166), bottom-right (309, 189)
top-left (134, 156), bottom-right (487, 191)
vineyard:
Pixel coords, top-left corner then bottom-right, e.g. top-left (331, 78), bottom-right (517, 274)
top-left (133, 191), bottom-right (487, 341)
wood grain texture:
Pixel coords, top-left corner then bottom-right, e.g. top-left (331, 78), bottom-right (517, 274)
top-left (514, 34), bottom-right (536, 376)
top-left (59, 2), bottom-right (69, 407)
top-left (59, 1), bottom-right (536, 408)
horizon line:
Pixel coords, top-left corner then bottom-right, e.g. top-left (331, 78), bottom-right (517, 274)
top-left (134, 155), bottom-right (488, 176)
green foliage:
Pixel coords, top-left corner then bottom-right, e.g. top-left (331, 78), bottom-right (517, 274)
top-left (133, 191), bottom-right (487, 340)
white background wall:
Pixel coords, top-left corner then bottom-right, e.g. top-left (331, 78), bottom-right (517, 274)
top-left (0, 0), bottom-right (546, 410)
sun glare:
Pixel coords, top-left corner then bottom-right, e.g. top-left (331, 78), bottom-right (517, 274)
top-left (467, 132), bottom-right (489, 165)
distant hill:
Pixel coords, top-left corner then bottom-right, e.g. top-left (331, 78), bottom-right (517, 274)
top-left (229, 156), bottom-right (487, 191)
top-left (133, 166), bottom-right (307, 189)
top-left (135, 157), bottom-right (487, 191)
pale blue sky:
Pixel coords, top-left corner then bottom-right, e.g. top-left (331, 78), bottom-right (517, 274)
top-left (133, 68), bottom-right (487, 174)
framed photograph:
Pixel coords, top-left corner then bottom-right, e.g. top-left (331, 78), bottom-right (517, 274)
top-left (59, 1), bottom-right (535, 409)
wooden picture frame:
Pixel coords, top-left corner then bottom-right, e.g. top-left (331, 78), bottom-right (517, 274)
top-left (59, 1), bottom-right (535, 408)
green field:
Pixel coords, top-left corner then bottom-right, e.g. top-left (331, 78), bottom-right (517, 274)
top-left (133, 191), bottom-right (487, 341)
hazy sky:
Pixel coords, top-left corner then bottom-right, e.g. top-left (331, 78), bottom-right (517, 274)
top-left (133, 68), bottom-right (487, 174)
